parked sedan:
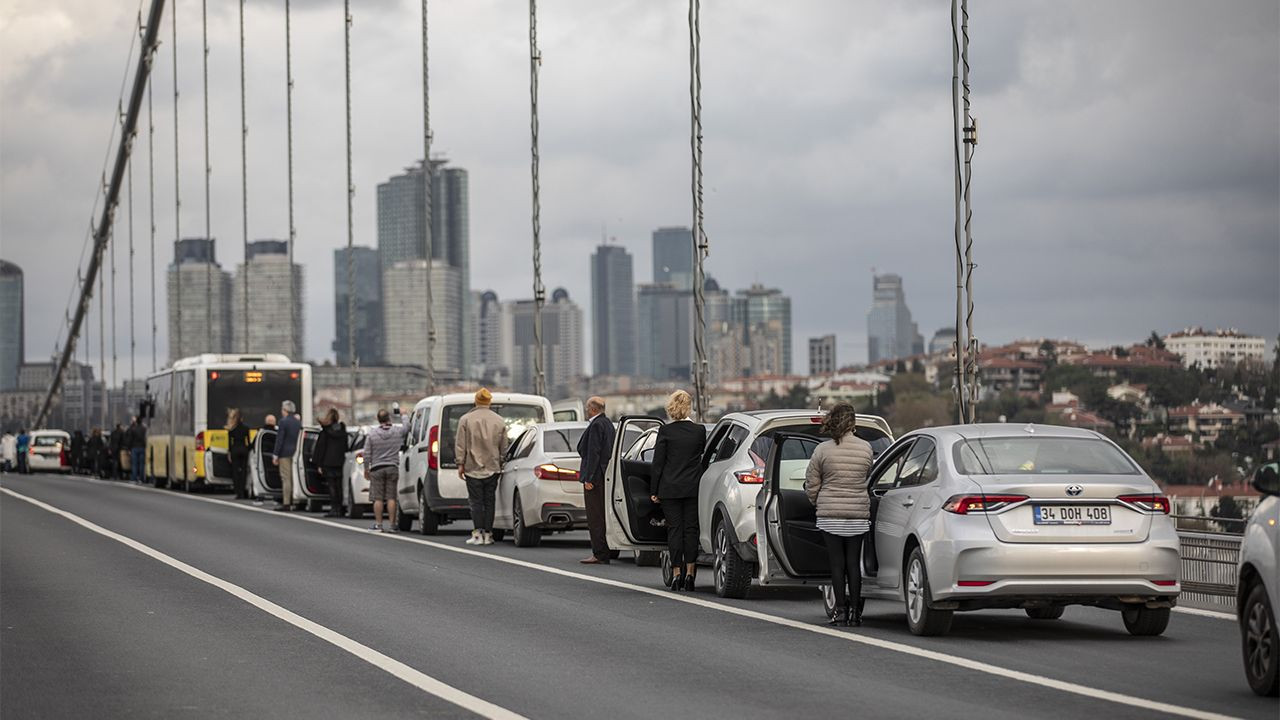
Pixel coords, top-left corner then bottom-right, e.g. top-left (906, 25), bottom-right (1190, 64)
top-left (790, 424), bottom-right (1180, 636)
top-left (341, 426), bottom-right (374, 519)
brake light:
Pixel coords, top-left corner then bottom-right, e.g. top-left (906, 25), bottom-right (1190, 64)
top-left (427, 426), bottom-right (439, 470)
top-left (957, 580), bottom-right (995, 587)
top-left (1118, 495), bottom-right (1170, 514)
top-left (943, 494), bottom-right (1027, 514)
top-left (355, 451), bottom-right (364, 465)
top-left (534, 464), bottom-right (580, 481)
top-left (1152, 579), bottom-right (1178, 587)
top-left (195, 431), bottom-right (205, 453)
top-left (809, 417), bottom-right (823, 424)
top-left (60, 448), bottom-right (69, 466)
top-left (735, 467), bottom-right (766, 484)
top-left (750, 533), bottom-right (757, 547)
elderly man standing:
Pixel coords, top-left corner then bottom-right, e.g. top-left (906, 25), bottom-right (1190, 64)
top-left (364, 405), bottom-right (409, 532)
top-left (576, 396), bottom-right (616, 564)
top-left (456, 388), bottom-right (509, 546)
top-left (272, 400), bottom-right (302, 511)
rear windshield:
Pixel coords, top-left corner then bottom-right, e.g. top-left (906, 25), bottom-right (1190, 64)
top-left (954, 437), bottom-right (1139, 476)
top-left (543, 427), bottom-right (585, 453)
top-left (441, 403), bottom-right (546, 465)
top-left (33, 436), bottom-right (64, 447)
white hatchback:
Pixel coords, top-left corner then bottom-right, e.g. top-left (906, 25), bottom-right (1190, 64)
top-left (27, 430), bottom-right (72, 473)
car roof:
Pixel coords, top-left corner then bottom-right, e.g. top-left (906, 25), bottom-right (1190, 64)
top-left (30, 429), bottom-right (69, 436)
top-left (535, 421), bottom-right (589, 432)
top-left (414, 392), bottom-right (551, 408)
top-left (916, 423), bottom-right (1105, 443)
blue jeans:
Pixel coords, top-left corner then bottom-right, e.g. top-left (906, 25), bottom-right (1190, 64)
top-left (130, 447), bottom-right (146, 484)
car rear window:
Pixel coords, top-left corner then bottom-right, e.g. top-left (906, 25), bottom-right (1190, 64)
top-left (33, 436), bottom-right (63, 447)
top-left (543, 428), bottom-right (585, 454)
top-left (441, 403), bottom-right (546, 465)
top-left (954, 437), bottom-right (1139, 476)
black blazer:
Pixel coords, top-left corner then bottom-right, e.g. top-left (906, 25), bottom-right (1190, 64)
top-left (576, 413), bottom-right (616, 486)
top-left (650, 421), bottom-right (707, 500)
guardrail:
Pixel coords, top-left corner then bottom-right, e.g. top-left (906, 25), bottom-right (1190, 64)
top-left (1176, 529), bottom-right (1241, 613)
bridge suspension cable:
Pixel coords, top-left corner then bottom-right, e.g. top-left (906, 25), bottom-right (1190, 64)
top-left (344, 0), bottom-right (356, 413)
top-left (100, 261), bottom-right (106, 427)
top-left (688, 0), bottom-right (709, 422)
top-left (421, 0), bottom-right (435, 395)
top-left (285, 0), bottom-right (297, 359)
top-left (171, 0), bottom-right (182, 360)
top-left (148, 57), bottom-right (158, 373)
top-left (238, 0), bottom-right (248, 353)
top-left (528, 0), bottom-right (546, 398)
top-left (202, 0), bottom-right (212, 341)
top-left (129, 142), bottom-right (136, 386)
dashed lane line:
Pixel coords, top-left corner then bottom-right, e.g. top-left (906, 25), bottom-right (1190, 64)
top-left (0, 485), bottom-right (527, 720)
top-left (11, 474), bottom-right (1242, 720)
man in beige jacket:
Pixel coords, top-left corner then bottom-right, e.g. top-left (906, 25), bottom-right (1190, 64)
top-left (455, 388), bottom-right (510, 545)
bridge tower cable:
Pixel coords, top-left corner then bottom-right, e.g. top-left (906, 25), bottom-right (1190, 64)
top-left (238, 0), bottom-right (249, 353)
top-left (100, 259), bottom-right (106, 427)
top-left (688, 0), bottom-right (709, 422)
top-left (421, 0), bottom-right (434, 395)
top-left (171, 0), bottom-right (183, 361)
top-left (958, 0), bottom-right (979, 423)
top-left (344, 0), bottom-right (356, 414)
top-left (528, 0), bottom-right (546, 398)
top-left (33, 0), bottom-right (168, 428)
top-left (111, 147), bottom-right (119, 390)
top-left (202, 0), bottom-right (212, 346)
top-left (285, 0), bottom-right (298, 361)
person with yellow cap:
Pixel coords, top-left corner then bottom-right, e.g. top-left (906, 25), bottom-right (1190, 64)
top-left (455, 388), bottom-right (510, 545)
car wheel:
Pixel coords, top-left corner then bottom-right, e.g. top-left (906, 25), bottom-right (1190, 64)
top-left (395, 503), bottom-right (414, 532)
top-left (635, 550), bottom-right (662, 567)
top-left (904, 547), bottom-right (952, 636)
top-left (822, 585), bottom-right (838, 620)
top-left (1026, 606), bottom-right (1065, 620)
top-left (1121, 605), bottom-right (1170, 637)
top-left (712, 520), bottom-right (751, 599)
top-left (1242, 582), bottom-right (1279, 696)
top-left (345, 481), bottom-right (361, 519)
top-left (306, 499), bottom-right (323, 513)
top-left (417, 486), bottom-right (439, 535)
top-left (512, 491), bottom-right (542, 547)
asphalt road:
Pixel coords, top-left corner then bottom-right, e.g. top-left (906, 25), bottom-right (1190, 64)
top-left (1, 472), bottom-right (1273, 720)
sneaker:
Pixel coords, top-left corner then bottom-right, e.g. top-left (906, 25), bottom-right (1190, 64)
top-left (481, 532), bottom-right (494, 546)
top-left (387, 524), bottom-right (399, 534)
top-left (465, 530), bottom-right (481, 545)
top-left (368, 524), bottom-right (381, 532)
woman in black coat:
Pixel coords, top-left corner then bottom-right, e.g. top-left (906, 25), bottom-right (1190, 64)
top-left (226, 408), bottom-right (252, 499)
top-left (312, 408), bottom-right (348, 517)
top-left (649, 390), bottom-right (707, 592)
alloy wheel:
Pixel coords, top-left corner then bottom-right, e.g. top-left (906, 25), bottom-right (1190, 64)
top-left (713, 524), bottom-right (727, 594)
top-left (1247, 597), bottom-right (1274, 682)
top-left (513, 493), bottom-right (524, 535)
top-left (907, 558), bottom-right (925, 625)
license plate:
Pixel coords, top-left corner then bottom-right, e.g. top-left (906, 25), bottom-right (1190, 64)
top-left (1033, 505), bottom-right (1111, 525)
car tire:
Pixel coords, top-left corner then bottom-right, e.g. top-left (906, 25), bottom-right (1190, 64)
top-left (1241, 582), bottom-right (1279, 696)
top-left (635, 550), bottom-right (663, 567)
top-left (905, 547), bottom-right (953, 636)
top-left (396, 503), bottom-right (414, 532)
top-left (1026, 606), bottom-right (1065, 620)
top-left (417, 486), bottom-right (439, 535)
top-left (345, 481), bottom-right (362, 519)
top-left (712, 520), bottom-right (751, 599)
top-left (512, 491), bottom-right (542, 548)
top-left (1121, 605), bottom-right (1170, 637)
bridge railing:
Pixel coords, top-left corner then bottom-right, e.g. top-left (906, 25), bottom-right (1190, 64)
top-left (1175, 526), bottom-right (1241, 613)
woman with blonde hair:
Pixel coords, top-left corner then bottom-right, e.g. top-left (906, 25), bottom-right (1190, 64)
top-left (226, 408), bottom-right (251, 499)
top-left (649, 389), bottom-right (707, 591)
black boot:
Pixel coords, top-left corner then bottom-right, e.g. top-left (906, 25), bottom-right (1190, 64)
top-left (828, 607), bottom-right (849, 627)
top-left (683, 573), bottom-right (695, 592)
top-left (669, 573), bottom-right (683, 592)
top-left (852, 599), bottom-right (865, 627)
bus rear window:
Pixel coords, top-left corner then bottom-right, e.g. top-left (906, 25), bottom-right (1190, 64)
top-left (207, 370), bottom-right (303, 429)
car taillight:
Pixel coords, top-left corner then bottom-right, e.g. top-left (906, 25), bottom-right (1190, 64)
top-left (427, 425), bottom-right (439, 470)
top-left (355, 451), bottom-right (364, 465)
top-left (60, 448), bottom-right (69, 466)
top-left (195, 431), bottom-right (205, 453)
top-left (957, 580), bottom-right (995, 587)
top-left (1152, 579), bottom-right (1178, 587)
top-left (534, 464), bottom-right (580, 481)
top-left (1118, 494), bottom-right (1170, 514)
top-left (943, 494), bottom-right (1027, 514)
top-left (735, 467), bottom-right (766, 484)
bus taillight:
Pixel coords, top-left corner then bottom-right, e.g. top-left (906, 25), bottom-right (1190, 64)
top-left (195, 431), bottom-right (205, 453)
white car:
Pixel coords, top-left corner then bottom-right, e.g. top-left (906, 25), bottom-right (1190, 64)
top-left (26, 430), bottom-right (72, 473)
top-left (397, 393), bottom-right (553, 534)
top-left (341, 425), bottom-right (373, 519)
top-left (1238, 461), bottom-right (1279, 696)
top-left (248, 425), bottom-right (311, 506)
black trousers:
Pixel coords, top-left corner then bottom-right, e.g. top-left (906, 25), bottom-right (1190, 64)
top-left (661, 496), bottom-right (699, 568)
top-left (323, 465), bottom-right (344, 510)
top-left (583, 479), bottom-right (610, 560)
top-left (465, 474), bottom-right (499, 532)
top-left (823, 531), bottom-right (865, 610)
top-left (230, 453), bottom-right (249, 498)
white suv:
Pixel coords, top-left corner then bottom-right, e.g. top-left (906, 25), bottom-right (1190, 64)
top-left (605, 410), bottom-right (892, 597)
top-left (1238, 461), bottom-right (1278, 696)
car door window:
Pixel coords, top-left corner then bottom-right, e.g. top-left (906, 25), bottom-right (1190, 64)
top-left (702, 422), bottom-right (730, 464)
top-left (775, 436), bottom-right (818, 491)
top-left (714, 425), bottom-right (749, 463)
top-left (409, 410), bottom-right (424, 446)
top-left (637, 433), bottom-right (658, 463)
top-left (897, 438), bottom-right (936, 488)
top-left (513, 430), bottom-right (536, 460)
top-left (869, 440), bottom-right (914, 493)
top-left (748, 434), bottom-right (775, 468)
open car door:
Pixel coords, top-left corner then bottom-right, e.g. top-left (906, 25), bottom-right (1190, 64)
top-left (757, 433), bottom-right (829, 585)
top-left (604, 416), bottom-right (666, 551)
top-left (251, 427), bottom-right (282, 499)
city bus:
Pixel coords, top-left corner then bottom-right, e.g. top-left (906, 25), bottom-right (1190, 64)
top-left (145, 354), bottom-right (312, 490)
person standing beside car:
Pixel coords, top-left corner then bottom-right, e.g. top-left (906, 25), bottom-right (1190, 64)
top-left (650, 390), bottom-right (707, 591)
top-left (804, 403), bottom-right (874, 627)
top-left (363, 406), bottom-right (408, 533)
top-left (312, 408), bottom-right (348, 518)
top-left (127, 416), bottom-right (147, 484)
top-left (456, 388), bottom-right (510, 546)
top-left (576, 396), bottom-right (616, 564)
top-left (272, 400), bottom-right (302, 511)
top-left (226, 408), bottom-right (251, 499)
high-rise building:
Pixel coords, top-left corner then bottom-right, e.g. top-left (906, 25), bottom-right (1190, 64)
top-left (636, 283), bottom-right (693, 381)
top-left (381, 259), bottom-right (463, 374)
top-left (590, 244), bottom-right (636, 376)
top-left (739, 284), bottom-right (793, 375)
top-left (0, 260), bottom-right (23, 390)
top-left (167, 238), bottom-right (232, 362)
top-left (376, 159), bottom-right (471, 373)
top-left (929, 327), bottom-right (956, 356)
top-left (506, 289), bottom-right (583, 398)
top-left (652, 227), bottom-right (694, 291)
top-left (809, 335), bottom-right (836, 376)
top-left (333, 246), bottom-right (382, 365)
top-left (470, 290), bottom-right (508, 384)
top-left (705, 277), bottom-right (747, 384)
top-left (230, 240), bottom-right (304, 359)
top-left (866, 273), bottom-right (924, 364)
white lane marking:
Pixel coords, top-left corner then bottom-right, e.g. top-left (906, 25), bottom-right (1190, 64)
top-left (1174, 606), bottom-right (1236, 621)
top-left (0, 486), bottom-right (526, 720)
top-left (30, 476), bottom-right (1241, 720)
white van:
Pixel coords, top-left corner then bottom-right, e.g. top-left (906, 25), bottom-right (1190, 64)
top-left (397, 392), bottom-right (553, 534)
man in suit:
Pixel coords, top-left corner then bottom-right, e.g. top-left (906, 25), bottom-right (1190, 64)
top-left (576, 396), bottom-right (616, 564)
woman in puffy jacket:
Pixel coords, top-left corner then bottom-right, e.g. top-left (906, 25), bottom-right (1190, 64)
top-left (804, 403), bottom-right (873, 627)
top-left (312, 408), bottom-right (348, 517)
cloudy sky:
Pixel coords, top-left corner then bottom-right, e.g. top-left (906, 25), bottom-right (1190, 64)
top-left (2, 0), bottom-right (1277, 383)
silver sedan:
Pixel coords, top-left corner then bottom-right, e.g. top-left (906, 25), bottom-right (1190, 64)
top-left (763, 423), bottom-right (1180, 636)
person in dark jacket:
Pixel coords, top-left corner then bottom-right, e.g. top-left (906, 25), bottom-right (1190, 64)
top-left (127, 417), bottom-right (147, 484)
top-left (650, 389), bottom-right (707, 591)
top-left (70, 430), bottom-right (87, 474)
top-left (110, 423), bottom-right (128, 479)
top-left (226, 408), bottom-right (252, 499)
top-left (312, 408), bottom-right (348, 517)
top-left (575, 396), bottom-right (616, 565)
top-left (272, 401), bottom-right (302, 511)
top-left (86, 427), bottom-right (105, 477)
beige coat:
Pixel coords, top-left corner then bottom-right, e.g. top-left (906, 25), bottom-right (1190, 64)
top-left (803, 433), bottom-right (873, 520)
top-left (455, 407), bottom-right (510, 478)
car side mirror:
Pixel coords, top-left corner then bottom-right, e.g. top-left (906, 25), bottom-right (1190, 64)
top-left (1252, 465), bottom-right (1280, 497)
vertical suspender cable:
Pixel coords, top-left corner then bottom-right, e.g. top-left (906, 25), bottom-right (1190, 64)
top-left (100, 258), bottom-right (106, 427)
top-left (344, 0), bottom-right (356, 414)
top-left (421, 0), bottom-right (435, 395)
top-left (528, 0), bottom-right (546, 397)
top-left (949, 0), bottom-right (966, 425)
top-left (148, 46), bottom-right (157, 373)
top-left (688, 0), bottom-right (709, 422)
top-left (202, 0), bottom-right (212, 346)
top-left (959, 0), bottom-right (978, 422)
top-left (111, 148), bottom-right (119, 391)
top-left (238, 0), bottom-right (249, 353)
top-left (171, 0), bottom-right (182, 361)
top-left (129, 147), bottom-right (136, 386)
top-left (285, 0), bottom-right (297, 360)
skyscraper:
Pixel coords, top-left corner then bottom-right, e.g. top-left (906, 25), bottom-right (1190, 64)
top-left (0, 260), bottom-right (23, 390)
top-left (506, 289), bottom-right (583, 397)
top-left (866, 273), bottom-right (924, 364)
top-left (333, 246), bottom-right (382, 365)
top-left (381, 259), bottom-right (463, 374)
top-left (739, 284), bottom-right (793, 375)
top-left (809, 335), bottom-right (836, 376)
top-left (636, 283), bottom-right (693, 381)
top-left (590, 244), bottom-right (636, 376)
top-left (652, 227), bottom-right (694, 291)
top-left (470, 290), bottom-right (507, 384)
top-left (376, 159), bottom-right (471, 373)
top-left (167, 238), bottom-right (232, 362)
top-left (230, 240), bottom-right (304, 359)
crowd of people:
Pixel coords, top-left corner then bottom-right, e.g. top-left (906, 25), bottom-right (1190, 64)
top-left (0, 418), bottom-right (148, 481)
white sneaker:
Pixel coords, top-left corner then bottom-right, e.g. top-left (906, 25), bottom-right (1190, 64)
top-left (465, 530), bottom-right (481, 545)
top-left (482, 532), bottom-right (494, 546)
